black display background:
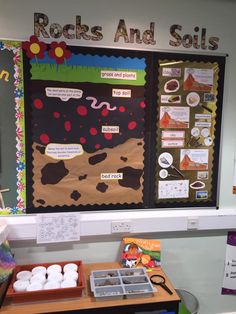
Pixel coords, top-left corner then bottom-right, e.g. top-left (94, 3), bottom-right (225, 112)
top-left (23, 46), bottom-right (225, 213)
top-left (23, 46), bottom-right (153, 213)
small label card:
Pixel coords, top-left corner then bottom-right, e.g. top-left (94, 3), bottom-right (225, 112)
top-left (36, 213), bottom-right (80, 244)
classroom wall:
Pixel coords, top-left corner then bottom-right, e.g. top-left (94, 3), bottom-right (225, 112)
top-left (1, 0), bottom-right (236, 313)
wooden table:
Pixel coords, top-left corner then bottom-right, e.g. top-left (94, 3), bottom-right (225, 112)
top-left (1, 262), bottom-right (180, 314)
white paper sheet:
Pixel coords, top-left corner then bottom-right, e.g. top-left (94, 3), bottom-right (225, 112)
top-left (36, 213), bottom-right (80, 244)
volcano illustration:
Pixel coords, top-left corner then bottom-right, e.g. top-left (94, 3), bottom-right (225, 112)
top-left (184, 73), bottom-right (212, 92)
top-left (160, 111), bottom-right (188, 129)
top-left (180, 154), bottom-right (208, 170)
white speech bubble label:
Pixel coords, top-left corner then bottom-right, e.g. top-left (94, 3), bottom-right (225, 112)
top-left (45, 88), bottom-right (83, 101)
top-left (45, 143), bottom-right (84, 160)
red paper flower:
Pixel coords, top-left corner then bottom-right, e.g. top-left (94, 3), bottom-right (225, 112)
top-left (48, 41), bottom-right (71, 64)
top-left (22, 35), bottom-right (46, 59)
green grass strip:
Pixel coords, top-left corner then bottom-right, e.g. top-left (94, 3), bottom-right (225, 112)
top-left (31, 64), bottom-right (145, 86)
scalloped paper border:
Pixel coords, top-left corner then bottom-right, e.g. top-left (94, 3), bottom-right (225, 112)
top-left (155, 59), bottom-right (219, 206)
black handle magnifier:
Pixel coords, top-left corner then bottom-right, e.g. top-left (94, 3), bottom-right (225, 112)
top-left (150, 274), bottom-right (173, 295)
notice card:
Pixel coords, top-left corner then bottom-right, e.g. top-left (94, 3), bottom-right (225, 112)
top-left (36, 213), bottom-right (80, 244)
top-left (222, 231), bottom-right (236, 294)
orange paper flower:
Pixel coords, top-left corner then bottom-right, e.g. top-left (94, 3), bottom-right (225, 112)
top-left (22, 35), bottom-right (46, 59)
top-left (48, 41), bottom-right (71, 64)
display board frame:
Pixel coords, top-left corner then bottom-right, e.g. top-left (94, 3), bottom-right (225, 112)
top-left (149, 52), bottom-right (225, 209)
top-left (0, 37), bottom-right (226, 214)
top-left (0, 40), bottom-right (26, 215)
top-left (23, 44), bottom-right (154, 213)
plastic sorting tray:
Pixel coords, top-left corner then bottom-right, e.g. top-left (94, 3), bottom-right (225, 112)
top-left (90, 268), bottom-right (155, 300)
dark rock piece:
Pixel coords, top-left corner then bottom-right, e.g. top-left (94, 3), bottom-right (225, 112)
top-left (96, 182), bottom-right (108, 193)
top-left (41, 160), bottom-right (69, 185)
top-left (89, 153), bottom-right (107, 165)
top-left (120, 156), bottom-right (128, 162)
top-left (36, 199), bottom-right (45, 205)
top-left (36, 145), bottom-right (45, 154)
top-left (117, 166), bottom-right (143, 190)
top-left (70, 190), bottom-right (81, 201)
top-left (79, 174), bottom-right (87, 181)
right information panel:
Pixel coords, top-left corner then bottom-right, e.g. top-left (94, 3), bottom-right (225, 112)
top-left (154, 54), bottom-right (225, 208)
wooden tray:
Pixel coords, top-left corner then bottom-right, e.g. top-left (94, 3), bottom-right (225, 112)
top-left (6, 260), bottom-right (84, 303)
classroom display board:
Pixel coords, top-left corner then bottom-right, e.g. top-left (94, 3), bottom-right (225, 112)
top-left (152, 53), bottom-right (225, 208)
top-left (23, 40), bottom-right (151, 212)
top-left (0, 41), bottom-right (25, 215)
top-left (0, 37), bottom-right (225, 214)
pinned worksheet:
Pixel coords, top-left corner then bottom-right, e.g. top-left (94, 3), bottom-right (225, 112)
top-left (36, 213), bottom-right (80, 244)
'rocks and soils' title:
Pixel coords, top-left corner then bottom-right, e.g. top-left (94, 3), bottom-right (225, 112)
top-left (34, 13), bottom-right (219, 50)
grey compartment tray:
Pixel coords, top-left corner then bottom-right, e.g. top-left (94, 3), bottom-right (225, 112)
top-left (90, 267), bottom-right (155, 300)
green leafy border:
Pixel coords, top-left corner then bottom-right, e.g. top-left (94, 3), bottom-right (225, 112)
top-left (0, 40), bottom-right (25, 215)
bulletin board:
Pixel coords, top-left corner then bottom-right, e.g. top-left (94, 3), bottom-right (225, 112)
top-left (0, 40), bottom-right (25, 215)
top-left (23, 39), bottom-right (152, 213)
top-left (0, 37), bottom-right (226, 214)
top-left (150, 52), bottom-right (225, 208)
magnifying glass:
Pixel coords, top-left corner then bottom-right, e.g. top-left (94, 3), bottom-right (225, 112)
top-left (158, 153), bottom-right (185, 179)
top-left (150, 274), bottom-right (173, 295)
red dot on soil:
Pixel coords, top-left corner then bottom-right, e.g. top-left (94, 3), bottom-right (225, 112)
top-left (119, 106), bottom-right (126, 113)
top-left (40, 133), bottom-right (49, 145)
top-left (80, 137), bottom-right (86, 144)
top-left (90, 127), bottom-right (97, 136)
top-left (101, 108), bottom-right (109, 117)
top-left (77, 105), bottom-right (88, 116)
top-left (104, 133), bottom-right (113, 140)
top-left (140, 101), bottom-right (146, 108)
top-left (53, 112), bottom-right (60, 119)
top-left (128, 121), bottom-right (137, 130)
top-left (95, 144), bottom-right (101, 149)
top-left (64, 121), bottom-right (71, 132)
top-left (34, 98), bottom-right (43, 109)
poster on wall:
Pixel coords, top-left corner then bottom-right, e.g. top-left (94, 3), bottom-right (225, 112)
top-left (23, 37), bottom-right (151, 212)
top-left (222, 231), bottom-right (236, 295)
top-left (233, 155), bottom-right (236, 194)
top-left (0, 40), bottom-right (25, 215)
top-left (153, 53), bottom-right (225, 208)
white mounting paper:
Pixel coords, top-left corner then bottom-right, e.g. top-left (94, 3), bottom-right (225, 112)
top-left (36, 213), bottom-right (80, 244)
